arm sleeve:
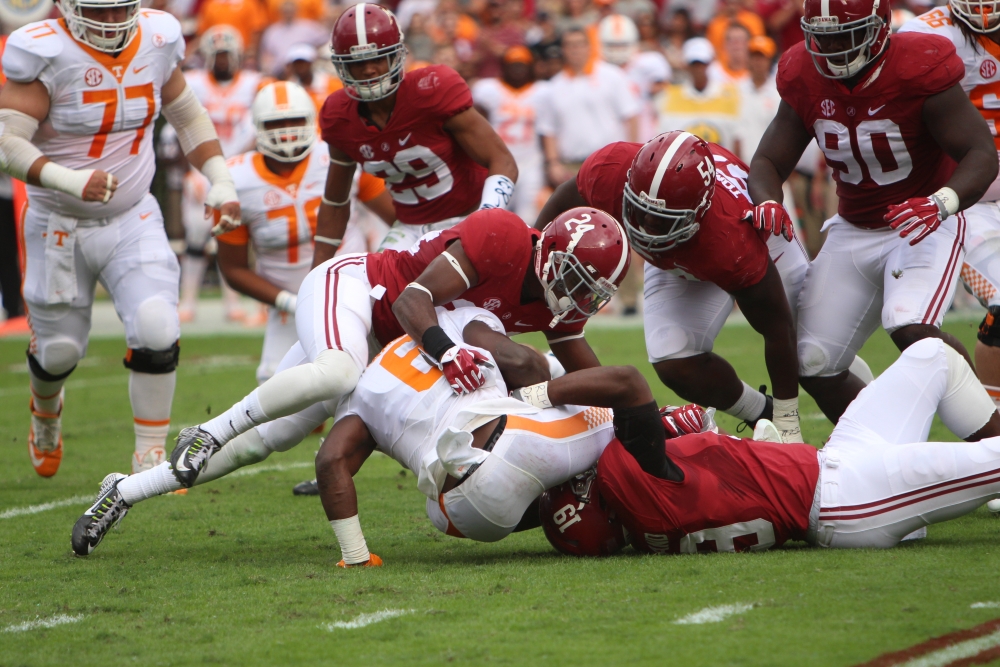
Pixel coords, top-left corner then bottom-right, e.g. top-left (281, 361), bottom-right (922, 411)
top-left (903, 35), bottom-right (964, 94)
top-left (458, 209), bottom-right (528, 282)
top-left (613, 401), bottom-right (682, 482)
top-left (356, 172), bottom-right (386, 202)
top-left (423, 66), bottom-right (474, 122)
top-left (217, 225), bottom-right (250, 245)
top-left (575, 142), bottom-right (637, 218)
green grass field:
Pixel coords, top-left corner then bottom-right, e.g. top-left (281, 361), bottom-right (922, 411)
top-left (3, 319), bottom-right (1000, 666)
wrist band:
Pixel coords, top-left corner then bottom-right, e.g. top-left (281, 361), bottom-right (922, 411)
top-left (514, 381), bottom-right (552, 409)
top-left (421, 325), bottom-right (455, 363)
top-left (322, 195), bottom-right (350, 207)
top-left (314, 235), bottom-right (342, 247)
top-left (931, 186), bottom-right (959, 217)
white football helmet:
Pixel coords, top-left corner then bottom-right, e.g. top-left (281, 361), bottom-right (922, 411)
top-left (598, 14), bottom-right (639, 66)
top-left (58, 0), bottom-right (140, 54)
top-left (200, 25), bottom-right (244, 72)
top-left (252, 81), bottom-right (317, 162)
top-left (951, 0), bottom-right (1000, 32)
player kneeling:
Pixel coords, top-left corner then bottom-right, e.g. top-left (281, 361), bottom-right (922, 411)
top-left (541, 340), bottom-right (1000, 555)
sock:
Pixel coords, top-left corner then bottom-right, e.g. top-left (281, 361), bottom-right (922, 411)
top-left (118, 461), bottom-right (183, 505)
top-left (29, 373), bottom-right (64, 415)
top-left (197, 429), bottom-right (271, 483)
top-left (201, 388), bottom-right (268, 444)
top-left (179, 254), bottom-right (208, 310)
top-left (130, 371), bottom-right (175, 459)
top-left (984, 384), bottom-right (1000, 409)
top-left (722, 381), bottom-right (767, 421)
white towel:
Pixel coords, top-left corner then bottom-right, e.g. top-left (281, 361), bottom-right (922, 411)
top-left (44, 211), bottom-right (78, 305)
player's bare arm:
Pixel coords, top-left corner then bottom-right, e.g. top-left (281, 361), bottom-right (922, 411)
top-left (160, 66), bottom-right (240, 233)
top-left (534, 177), bottom-right (587, 230)
top-left (444, 107), bottom-right (518, 209)
top-left (216, 240), bottom-right (283, 307)
top-left (393, 241), bottom-right (480, 342)
top-left (0, 79), bottom-right (117, 202)
top-left (545, 334), bottom-right (601, 373)
top-left (361, 188), bottom-right (397, 225)
top-left (311, 144), bottom-right (356, 267)
top-left (463, 320), bottom-right (551, 389)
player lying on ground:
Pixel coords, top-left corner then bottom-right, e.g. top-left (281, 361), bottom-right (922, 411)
top-left (541, 337), bottom-right (1000, 555)
top-left (314, 307), bottom-right (674, 567)
top-left (537, 130), bottom-right (868, 442)
top-left (747, 0), bottom-right (998, 424)
top-left (70, 209), bottom-right (630, 555)
top-left (0, 0), bottom-right (241, 477)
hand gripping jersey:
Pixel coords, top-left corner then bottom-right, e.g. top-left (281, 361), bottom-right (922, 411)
top-left (365, 208), bottom-right (584, 345)
top-left (319, 65), bottom-right (488, 225)
top-left (597, 433), bottom-right (819, 554)
top-left (2, 10), bottom-right (185, 219)
top-left (776, 34), bottom-right (964, 227)
top-left (185, 68), bottom-right (263, 158)
top-left (577, 141), bottom-right (773, 292)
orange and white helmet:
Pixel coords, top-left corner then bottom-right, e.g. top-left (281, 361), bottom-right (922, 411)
top-left (251, 81), bottom-right (317, 162)
top-left (58, 0), bottom-right (140, 54)
top-left (598, 14), bottom-right (639, 66)
top-left (200, 25), bottom-right (244, 71)
top-left (951, 0), bottom-right (1000, 33)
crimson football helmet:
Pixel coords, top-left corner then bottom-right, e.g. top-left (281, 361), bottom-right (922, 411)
top-left (539, 468), bottom-right (628, 557)
top-left (535, 207), bottom-right (631, 327)
top-left (330, 3), bottom-right (406, 101)
top-left (622, 131), bottom-right (715, 260)
top-left (951, 1), bottom-right (1000, 32)
top-left (802, 0), bottom-right (891, 79)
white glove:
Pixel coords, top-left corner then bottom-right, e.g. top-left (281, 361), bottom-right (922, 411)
top-left (275, 290), bottom-right (297, 314)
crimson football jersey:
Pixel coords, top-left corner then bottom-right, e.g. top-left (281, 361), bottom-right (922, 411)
top-left (597, 433), bottom-right (819, 554)
top-left (320, 65), bottom-right (488, 225)
top-left (365, 209), bottom-right (583, 344)
top-left (577, 141), bottom-right (771, 292)
top-left (776, 33), bottom-right (964, 227)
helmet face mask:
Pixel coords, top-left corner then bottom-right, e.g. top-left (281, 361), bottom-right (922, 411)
top-left (622, 180), bottom-right (707, 260)
top-left (538, 251), bottom-right (618, 326)
top-left (951, 0), bottom-right (1000, 33)
top-left (252, 82), bottom-right (317, 163)
top-left (200, 27), bottom-right (244, 78)
top-left (59, 0), bottom-right (140, 54)
top-left (330, 3), bottom-right (407, 102)
top-left (801, 0), bottom-right (890, 79)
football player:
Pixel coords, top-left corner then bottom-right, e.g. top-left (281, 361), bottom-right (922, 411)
top-left (70, 208), bottom-right (631, 554)
top-left (543, 336), bottom-right (1000, 555)
top-left (177, 25), bottom-right (263, 323)
top-left (747, 0), bottom-right (999, 422)
top-left (0, 0), bottom-right (240, 476)
top-left (899, 3), bottom-right (1000, 409)
top-left (315, 3), bottom-right (519, 255)
top-left (537, 131), bottom-right (835, 443)
top-left (216, 81), bottom-right (395, 384)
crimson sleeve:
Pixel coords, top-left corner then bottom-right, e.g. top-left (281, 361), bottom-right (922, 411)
top-left (899, 34), bottom-right (964, 95)
top-left (458, 209), bottom-right (530, 282)
top-left (575, 142), bottom-right (640, 220)
top-left (714, 233), bottom-right (770, 292)
top-left (416, 65), bottom-right (474, 122)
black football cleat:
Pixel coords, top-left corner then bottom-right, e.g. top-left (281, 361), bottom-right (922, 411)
top-left (293, 479), bottom-right (320, 496)
top-left (72, 473), bottom-right (130, 556)
top-left (169, 426), bottom-right (221, 488)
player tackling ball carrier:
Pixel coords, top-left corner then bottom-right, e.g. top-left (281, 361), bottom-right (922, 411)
top-left (314, 3), bottom-right (519, 257)
top-left (747, 0), bottom-right (999, 423)
top-left (0, 0), bottom-right (240, 476)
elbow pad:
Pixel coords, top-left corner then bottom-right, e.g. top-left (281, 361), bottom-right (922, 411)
top-left (0, 108), bottom-right (42, 181)
top-left (161, 84), bottom-right (218, 155)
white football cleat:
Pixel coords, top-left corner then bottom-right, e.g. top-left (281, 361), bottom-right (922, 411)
top-left (987, 499), bottom-right (1000, 514)
top-left (752, 419), bottom-right (782, 444)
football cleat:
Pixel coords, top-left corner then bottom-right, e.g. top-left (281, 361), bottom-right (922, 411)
top-left (293, 479), bottom-right (320, 496)
top-left (132, 446), bottom-right (165, 474)
top-left (29, 394), bottom-right (64, 477)
top-left (169, 427), bottom-right (221, 488)
top-left (72, 473), bottom-right (130, 556)
top-left (337, 554), bottom-right (383, 568)
top-left (752, 419), bottom-right (783, 444)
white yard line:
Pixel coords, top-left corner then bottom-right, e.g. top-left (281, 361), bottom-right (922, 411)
top-left (3, 614), bottom-right (84, 633)
top-left (898, 629), bottom-right (1000, 667)
top-left (673, 603), bottom-right (754, 625)
top-left (0, 495), bottom-right (91, 520)
top-left (320, 609), bottom-right (415, 631)
top-left (971, 602), bottom-right (1000, 609)
top-left (229, 461), bottom-right (313, 478)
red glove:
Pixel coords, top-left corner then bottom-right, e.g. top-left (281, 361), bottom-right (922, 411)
top-left (886, 197), bottom-right (945, 246)
top-left (742, 200), bottom-right (794, 241)
top-left (440, 346), bottom-right (491, 395)
top-left (660, 404), bottom-right (706, 438)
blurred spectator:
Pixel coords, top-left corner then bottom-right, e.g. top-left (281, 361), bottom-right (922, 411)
top-left (406, 12), bottom-right (437, 63)
top-left (537, 28), bottom-right (639, 185)
top-left (475, 0), bottom-right (527, 78)
top-left (534, 43), bottom-right (564, 80)
top-left (661, 8), bottom-right (695, 75)
top-left (259, 0), bottom-right (329, 77)
top-left (473, 46), bottom-right (549, 223)
top-left (756, 0), bottom-right (804, 52)
top-left (263, 0), bottom-right (324, 25)
top-left (196, 0), bottom-right (267, 63)
top-left (661, 0), bottom-right (716, 33)
top-left (599, 14), bottom-right (670, 141)
top-left (283, 44), bottom-right (342, 110)
top-left (634, 10), bottom-right (662, 53)
top-left (615, 0), bottom-right (657, 21)
top-left (708, 22), bottom-right (750, 84)
top-left (397, 0), bottom-right (438, 31)
top-left (654, 38), bottom-right (740, 153)
top-left (558, 0), bottom-right (598, 34)
top-left (706, 0), bottom-right (765, 70)
top-left (431, 2), bottom-right (478, 75)
top-left (735, 35), bottom-right (778, 161)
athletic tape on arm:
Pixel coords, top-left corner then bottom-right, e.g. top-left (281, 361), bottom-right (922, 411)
top-left (161, 84), bottom-right (219, 154)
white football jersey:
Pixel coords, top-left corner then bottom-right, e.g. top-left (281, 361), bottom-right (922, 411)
top-left (2, 10), bottom-right (185, 219)
top-left (220, 141), bottom-right (331, 291)
top-left (185, 68), bottom-right (262, 158)
top-left (471, 78), bottom-right (547, 166)
top-left (625, 51), bottom-right (671, 142)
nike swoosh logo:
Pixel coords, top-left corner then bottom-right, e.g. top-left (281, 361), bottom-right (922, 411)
top-left (29, 447), bottom-right (46, 467)
top-left (514, 320), bottom-right (532, 328)
top-left (133, 64), bottom-right (149, 74)
top-left (398, 133), bottom-right (412, 146)
top-left (868, 105), bottom-right (886, 116)
top-left (139, 212), bottom-right (152, 220)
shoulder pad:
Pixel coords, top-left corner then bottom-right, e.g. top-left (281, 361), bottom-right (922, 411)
top-left (138, 10), bottom-right (182, 45)
top-left (3, 21), bottom-right (63, 82)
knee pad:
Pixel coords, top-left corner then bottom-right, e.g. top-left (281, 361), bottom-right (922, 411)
top-left (310, 348), bottom-right (363, 399)
top-left (227, 429), bottom-right (271, 466)
top-left (133, 297), bottom-right (181, 350)
top-left (939, 343), bottom-right (996, 438)
top-left (979, 306), bottom-right (1000, 347)
top-left (27, 346), bottom-right (79, 381)
top-left (124, 341), bottom-right (180, 374)
top-left (798, 340), bottom-right (831, 378)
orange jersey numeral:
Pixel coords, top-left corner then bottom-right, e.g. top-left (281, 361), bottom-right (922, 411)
top-left (378, 337), bottom-right (442, 392)
top-left (82, 85), bottom-right (158, 159)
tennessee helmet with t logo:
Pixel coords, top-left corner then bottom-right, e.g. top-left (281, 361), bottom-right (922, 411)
top-left (58, 0), bottom-right (140, 54)
top-left (535, 207), bottom-right (631, 327)
top-left (251, 81), bottom-right (317, 162)
top-left (951, 0), bottom-right (1000, 32)
top-left (200, 25), bottom-right (244, 73)
top-left (801, 0), bottom-right (891, 79)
